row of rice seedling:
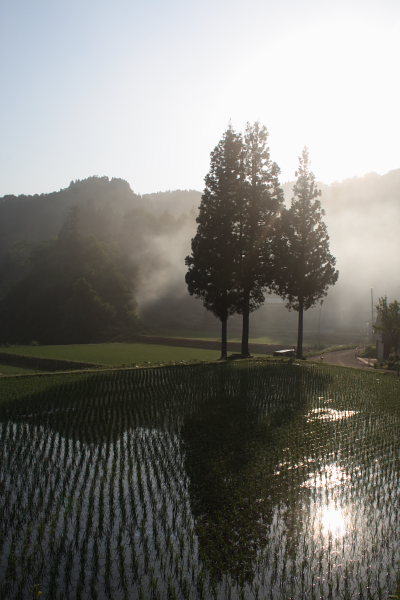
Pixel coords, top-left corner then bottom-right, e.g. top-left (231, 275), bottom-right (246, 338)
top-left (0, 362), bottom-right (399, 598)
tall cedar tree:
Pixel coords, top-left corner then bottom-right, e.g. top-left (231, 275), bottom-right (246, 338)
top-left (273, 148), bottom-right (338, 358)
top-left (235, 122), bottom-right (283, 356)
top-left (185, 126), bottom-right (244, 359)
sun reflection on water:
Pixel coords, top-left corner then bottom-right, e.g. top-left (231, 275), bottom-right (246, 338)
top-left (320, 506), bottom-right (347, 537)
top-left (301, 462), bottom-right (351, 489)
top-left (306, 407), bottom-right (359, 422)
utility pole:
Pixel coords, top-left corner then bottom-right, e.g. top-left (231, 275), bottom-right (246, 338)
top-left (370, 288), bottom-right (374, 341)
top-left (317, 302), bottom-right (323, 349)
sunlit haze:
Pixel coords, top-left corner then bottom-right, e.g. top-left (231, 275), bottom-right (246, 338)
top-left (1, 0), bottom-right (400, 196)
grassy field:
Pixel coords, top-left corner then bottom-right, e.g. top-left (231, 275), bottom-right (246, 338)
top-left (0, 361), bottom-right (398, 599)
top-left (157, 328), bottom-right (362, 348)
top-left (162, 333), bottom-right (287, 344)
top-left (0, 342), bottom-right (219, 366)
top-left (0, 335), bottom-right (359, 374)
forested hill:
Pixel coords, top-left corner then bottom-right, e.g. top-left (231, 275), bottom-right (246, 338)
top-left (0, 177), bottom-right (138, 254)
top-left (0, 177), bottom-right (200, 343)
top-left (0, 178), bottom-right (199, 262)
top-left (0, 171), bottom-right (399, 343)
top-left (2, 170), bottom-right (399, 254)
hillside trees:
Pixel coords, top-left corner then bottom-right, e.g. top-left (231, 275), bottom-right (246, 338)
top-left (235, 122), bottom-right (283, 356)
top-left (374, 296), bottom-right (400, 358)
top-left (0, 177), bottom-right (206, 342)
top-left (185, 126), bottom-right (244, 359)
top-left (0, 208), bottom-right (137, 343)
top-left (272, 148), bottom-right (339, 358)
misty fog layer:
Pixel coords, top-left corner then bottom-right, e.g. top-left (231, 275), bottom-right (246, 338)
top-left (0, 172), bottom-right (399, 343)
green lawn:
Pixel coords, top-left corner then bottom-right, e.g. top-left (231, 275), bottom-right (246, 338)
top-left (0, 343), bottom-right (219, 366)
top-left (155, 331), bottom-right (287, 344)
top-left (158, 329), bottom-right (362, 348)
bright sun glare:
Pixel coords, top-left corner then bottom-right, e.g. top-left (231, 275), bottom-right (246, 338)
top-left (241, 18), bottom-right (400, 183)
top-left (320, 506), bottom-right (347, 538)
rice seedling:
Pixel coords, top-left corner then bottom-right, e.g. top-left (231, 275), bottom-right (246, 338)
top-left (0, 362), bottom-right (398, 598)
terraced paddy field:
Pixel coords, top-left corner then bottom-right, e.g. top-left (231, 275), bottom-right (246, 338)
top-left (0, 361), bottom-right (399, 599)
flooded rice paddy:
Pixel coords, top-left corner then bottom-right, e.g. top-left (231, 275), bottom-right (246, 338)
top-left (0, 362), bottom-right (399, 599)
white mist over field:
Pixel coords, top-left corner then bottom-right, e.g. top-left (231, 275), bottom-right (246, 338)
top-left (134, 169), bottom-right (399, 339)
top-left (134, 216), bottom-right (195, 307)
top-left (320, 172), bottom-right (400, 329)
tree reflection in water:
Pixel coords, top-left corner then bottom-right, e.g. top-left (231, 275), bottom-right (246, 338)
top-left (181, 364), bottom-right (329, 585)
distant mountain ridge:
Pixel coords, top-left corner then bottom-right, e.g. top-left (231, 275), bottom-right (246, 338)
top-left (0, 176), bottom-right (139, 254)
top-left (2, 169), bottom-right (399, 249)
top-left (0, 177), bottom-right (201, 255)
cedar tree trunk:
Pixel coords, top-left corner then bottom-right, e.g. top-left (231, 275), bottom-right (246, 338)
top-left (241, 289), bottom-right (250, 357)
top-left (297, 297), bottom-right (304, 359)
top-left (220, 316), bottom-right (228, 360)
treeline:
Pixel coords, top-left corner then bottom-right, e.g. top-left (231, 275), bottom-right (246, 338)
top-left (0, 209), bottom-right (137, 343)
top-left (0, 177), bottom-right (139, 256)
top-left (0, 177), bottom-right (196, 344)
top-left (186, 123), bottom-right (338, 358)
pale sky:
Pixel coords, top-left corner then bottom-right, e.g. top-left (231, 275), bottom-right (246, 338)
top-left (1, 0), bottom-right (400, 196)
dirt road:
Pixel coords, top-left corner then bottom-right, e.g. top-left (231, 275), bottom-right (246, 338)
top-left (308, 348), bottom-right (375, 369)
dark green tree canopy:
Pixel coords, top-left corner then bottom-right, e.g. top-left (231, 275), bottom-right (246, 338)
top-left (235, 121), bottom-right (283, 311)
top-left (185, 125), bottom-right (244, 322)
top-left (232, 122), bottom-right (283, 355)
top-left (272, 148), bottom-right (338, 357)
top-left (273, 148), bottom-right (338, 311)
top-left (185, 125), bottom-right (245, 357)
top-left (186, 122), bottom-right (284, 357)
top-left (0, 210), bottom-right (137, 344)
